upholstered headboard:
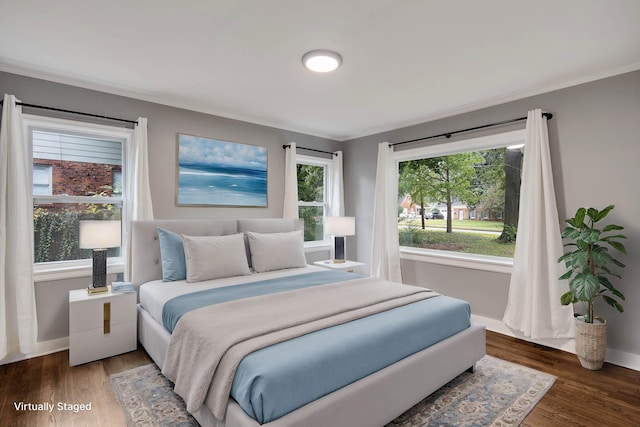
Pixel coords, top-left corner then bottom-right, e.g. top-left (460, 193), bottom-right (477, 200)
top-left (130, 218), bottom-right (303, 287)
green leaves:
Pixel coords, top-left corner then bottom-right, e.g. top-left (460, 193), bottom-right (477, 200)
top-left (558, 204), bottom-right (627, 319)
top-left (603, 295), bottom-right (624, 313)
top-left (561, 290), bottom-right (577, 305)
top-left (567, 207), bottom-right (586, 228)
top-left (562, 226), bottom-right (582, 240)
top-left (605, 238), bottom-right (627, 254)
top-left (580, 229), bottom-right (601, 244)
top-left (570, 273), bottom-right (601, 302)
top-left (584, 205), bottom-right (615, 223)
top-left (602, 224), bottom-right (624, 232)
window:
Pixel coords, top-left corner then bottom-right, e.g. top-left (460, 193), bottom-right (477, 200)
top-left (26, 115), bottom-right (130, 266)
top-left (33, 164), bottom-right (52, 195)
top-left (296, 154), bottom-right (331, 243)
top-left (112, 170), bottom-right (123, 195)
top-left (396, 130), bottom-right (525, 259)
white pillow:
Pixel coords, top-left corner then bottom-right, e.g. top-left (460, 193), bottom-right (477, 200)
top-left (246, 230), bottom-right (307, 273)
top-left (181, 233), bottom-right (250, 283)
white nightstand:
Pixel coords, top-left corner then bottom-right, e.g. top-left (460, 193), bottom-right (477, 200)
top-left (313, 259), bottom-right (366, 273)
top-left (69, 287), bottom-right (137, 366)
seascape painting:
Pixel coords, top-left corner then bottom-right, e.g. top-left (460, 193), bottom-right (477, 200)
top-left (177, 134), bottom-right (267, 206)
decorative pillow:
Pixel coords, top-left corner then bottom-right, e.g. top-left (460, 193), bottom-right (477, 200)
top-left (246, 230), bottom-right (307, 273)
top-left (182, 233), bottom-right (251, 283)
top-left (157, 227), bottom-right (186, 281)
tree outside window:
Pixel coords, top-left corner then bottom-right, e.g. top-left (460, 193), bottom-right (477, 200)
top-left (296, 157), bottom-right (329, 242)
top-left (397, 137), bottom-right (523, 258)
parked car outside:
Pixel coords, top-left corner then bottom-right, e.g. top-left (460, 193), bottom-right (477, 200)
top-left (424, 211), bottom-right (433, 219)
top-left (431, 210), bottom-right (444, 219)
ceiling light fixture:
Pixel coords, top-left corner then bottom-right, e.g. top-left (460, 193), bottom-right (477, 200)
top-left (302, 50), bottom-right (342, 73)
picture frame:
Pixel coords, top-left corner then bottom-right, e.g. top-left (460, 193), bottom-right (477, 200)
top-left (176, 134), bottom-right (267, 207)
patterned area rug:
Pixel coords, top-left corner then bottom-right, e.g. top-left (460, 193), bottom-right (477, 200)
top-left (386, 355), bottom-right (556, 426)
top-left (110, 355), bottom-right (555, 426)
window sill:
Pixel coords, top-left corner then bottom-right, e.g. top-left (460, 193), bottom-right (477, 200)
top-left (400, 247), bottom-right (513, 274)
top-left (33, 259), bottom-right (124, 283)
top-left (304, 242), bottom-right (331, 253)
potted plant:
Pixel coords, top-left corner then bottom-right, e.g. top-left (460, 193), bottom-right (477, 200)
top-left (558, 205), bottom-right (627, 370)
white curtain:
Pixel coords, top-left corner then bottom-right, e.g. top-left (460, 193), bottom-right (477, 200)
top-left (124, 117), bottom-right (154, 280)
top-left (0, 94), bottom-right (38, 360)
top-left (283, 143), bottom-right (299, 219)
top-left (503, 109), bottom-right (575, 339)
top-left (328, 151), bottom-right (344, 217)
top-left (371, 142), bottom-right (402, 282)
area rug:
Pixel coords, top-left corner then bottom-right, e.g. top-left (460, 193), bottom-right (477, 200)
top-left (110, 355), bottom-right (555, 426)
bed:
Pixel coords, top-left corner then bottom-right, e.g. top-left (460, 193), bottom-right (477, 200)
top-left (131, 218), bottom-right (485, 427)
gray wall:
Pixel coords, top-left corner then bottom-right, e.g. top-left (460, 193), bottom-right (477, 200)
top-left (343, 70), bottom-right (640, 357)
top-left (3, 69), bottom-right (639, 359)
top-left (0, 71), bottom-right (337, 342)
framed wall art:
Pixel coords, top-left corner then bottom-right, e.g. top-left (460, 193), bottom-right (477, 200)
top-left (176, 134), bottom-right (267, 207)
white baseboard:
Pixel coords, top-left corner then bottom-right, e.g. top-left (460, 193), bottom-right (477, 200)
top-left (3, 319), bottom-right (640, 372)
top-left (472, 314), bottom-right (640, 371)
top-left (0, 337), bottom-right (68, 366)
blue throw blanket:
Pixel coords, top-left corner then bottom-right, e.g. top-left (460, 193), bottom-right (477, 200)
top-left (231, 295), bottom-right (470, 423)
top-left (162, 270), bottom-right (360, 333)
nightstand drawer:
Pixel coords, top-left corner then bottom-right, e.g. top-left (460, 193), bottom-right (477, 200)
top-left (69, 322), bottom-right (137, 366)
top-left (69, 293), bottom-right (136, 333)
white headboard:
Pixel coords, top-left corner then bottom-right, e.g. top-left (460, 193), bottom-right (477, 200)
top-left (130, 218), bottom-right (303, 287)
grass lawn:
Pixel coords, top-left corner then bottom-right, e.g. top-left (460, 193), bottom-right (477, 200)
top-left (399, 227), bottom-right (515, 257)
top-left (400, 218), bottom-right (504, 232)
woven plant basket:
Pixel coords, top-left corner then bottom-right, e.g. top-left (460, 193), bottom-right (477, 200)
top-left (575, 316), bottom-right (607, 370)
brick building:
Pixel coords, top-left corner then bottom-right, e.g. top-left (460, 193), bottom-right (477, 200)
top-left (33, 129), bottom-right (122, 199)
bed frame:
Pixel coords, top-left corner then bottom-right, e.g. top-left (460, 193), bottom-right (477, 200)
top-left (131, 219), bottom-right (486, 427)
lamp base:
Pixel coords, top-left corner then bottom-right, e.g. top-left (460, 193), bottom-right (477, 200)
top-left (91, 248), bottom-right (108, 287)
top-left (87, 286), bottom-right (109, 295)
top-left (333, 236), bottom-right (346, 263)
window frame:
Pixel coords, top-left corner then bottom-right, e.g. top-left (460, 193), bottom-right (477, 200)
top-left (296, 154), bottom-right (332, 247)
top-left (394, 129), bottom-right (526, 273)
top-left (24, 114), bottom-right (132, 282)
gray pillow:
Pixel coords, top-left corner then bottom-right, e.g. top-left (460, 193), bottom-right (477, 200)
top-left (182, 233), bottom-right (251, 283)
top-left (246, 230), bottom-right (307, 273)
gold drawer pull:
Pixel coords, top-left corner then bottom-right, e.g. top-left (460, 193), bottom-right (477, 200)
top-left (104, 302), bottom-right (111, 334)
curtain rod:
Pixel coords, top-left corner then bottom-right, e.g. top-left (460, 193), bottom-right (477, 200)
top-left (283, 144), bottom-right (337, 157)
top-left (390, 112), bottom-right (553, 148)
top-left (0, 99), bottom-right (138, 125)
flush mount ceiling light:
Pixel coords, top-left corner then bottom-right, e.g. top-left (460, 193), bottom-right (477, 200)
top-left (302, 50), bottom-right (343, 73)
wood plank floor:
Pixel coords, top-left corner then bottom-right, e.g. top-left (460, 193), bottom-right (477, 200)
top-left (1, 331), bottom-right (639, 426)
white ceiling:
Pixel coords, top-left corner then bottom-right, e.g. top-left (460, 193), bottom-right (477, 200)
top-left (1, 1), bottom-right (639, 141)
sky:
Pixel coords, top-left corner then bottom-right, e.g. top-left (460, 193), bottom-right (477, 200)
top-left (178, 134), bottom-right (267, 171)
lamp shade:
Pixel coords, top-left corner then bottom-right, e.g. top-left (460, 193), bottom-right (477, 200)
top-left (79, 220), bottom-right (122, 249)
top-left (325, 216), bottom-right (355, 236)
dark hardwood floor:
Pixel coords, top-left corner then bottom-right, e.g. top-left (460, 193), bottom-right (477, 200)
top-left (1, 331), bottom-right (639, 426)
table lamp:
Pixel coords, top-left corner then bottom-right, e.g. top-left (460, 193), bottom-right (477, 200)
top-left (79, 220), bottom-right (121, 294)
top-left (325, 216), bottom-right (355, 263)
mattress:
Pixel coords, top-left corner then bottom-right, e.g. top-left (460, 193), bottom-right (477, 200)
top-left (141, 266), bottom-right (471, 424)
